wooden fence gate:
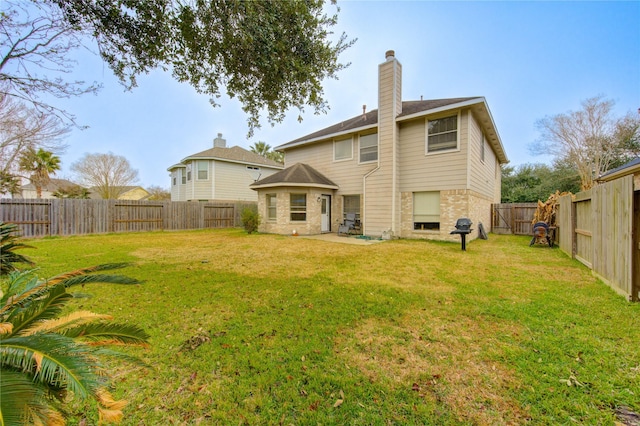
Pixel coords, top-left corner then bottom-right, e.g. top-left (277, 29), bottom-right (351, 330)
top-left (491, 203), bottom-right (538, 235)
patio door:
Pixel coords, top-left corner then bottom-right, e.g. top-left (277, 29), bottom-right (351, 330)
top-left (321, 195), bottom-right (331, 232)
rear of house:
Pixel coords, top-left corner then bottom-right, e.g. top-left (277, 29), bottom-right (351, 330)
top-left (251, 50), bottom-right (508, 241)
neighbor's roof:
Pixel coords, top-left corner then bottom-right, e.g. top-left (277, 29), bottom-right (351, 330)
top-left (168, 146), bottom-right (283, 171)
top-left (598, 157), bottom-right (640, 182)
top-left (250, 163), bottom-right (338, 190)
top-left (276, 97), bottom-right (509, 164)
top-left (21, 178), bottom-right (78, 192)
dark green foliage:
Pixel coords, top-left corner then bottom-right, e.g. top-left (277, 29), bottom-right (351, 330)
top-left (47, 0), bottom-right (355, 136)
top-left (241, 206), bottom-right (261, 234)
top-left (501, 162), bottom-right (581, 203)
top-left (0, 222), bottom-right (34, 275)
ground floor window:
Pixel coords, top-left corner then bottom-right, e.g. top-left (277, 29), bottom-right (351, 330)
top-left (413, 191), bottom-right (440, 230)
top-left (267, 194), bottom-right (277, 221)
top-left (343, 195), bottom-right (361, 220)
top-left (290, 193), bottom-right (307, 221)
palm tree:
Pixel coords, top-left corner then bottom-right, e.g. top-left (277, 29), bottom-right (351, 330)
top-left (250, 141), bottom-right (271, 157)
top-left (19, 148), bottom-right (61, 198)
top-left (0, 221), bottom-right (34, 275)
top-left (0, 263), bottom-right (149, 424)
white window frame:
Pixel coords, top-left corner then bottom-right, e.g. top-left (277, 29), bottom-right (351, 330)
top-left (426, 113), bottom-right (459, 154)
top-left (197, 160), bottom-right (209, 180)
top-left (290, 193), bottom-right (307, 222)
top-left (334, 136), bottom-right (353, 161)
top-left (267, 193), bottom-right (277, 221)
top-left (359, 133), bottom-right (378, 163)
top-left (480, 133), bottom-right (486, 163)
top-left (181, 169), bottom-right (186, 184)
top-left (413, 191), bottom-right (440, 231)
top-left (186, 164), bottom-right (192, 181)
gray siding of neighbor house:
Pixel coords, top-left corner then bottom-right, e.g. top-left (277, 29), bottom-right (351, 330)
top-left (214, 161), bottom-right (278, 201)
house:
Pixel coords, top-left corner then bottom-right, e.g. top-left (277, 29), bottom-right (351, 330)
top-left (250, 50), bottom-right (509, 241)
top-left (16, 178), bottom-right (80, 199)
top-left (167, 134), bottom-right (284, 202)
top-left (88, 186), bottom-right (151, 200)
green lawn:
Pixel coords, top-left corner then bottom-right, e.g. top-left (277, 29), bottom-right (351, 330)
top-left (24, 229), bottom-right (640, 425)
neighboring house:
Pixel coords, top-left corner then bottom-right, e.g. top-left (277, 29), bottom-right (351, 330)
top-left (167, 133), bottom-right (284, 202)
top-left (250, 50), bottom-right (509, 241)
top-left (88, 186), bottom-right (150, 200)
top-left (15, 178), bottom-right (79, 199)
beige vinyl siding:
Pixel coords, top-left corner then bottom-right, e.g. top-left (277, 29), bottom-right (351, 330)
top-left (398, 110), bottom-right (469, 192)
top-left (285, 139), bottom-right (376, 194)
top-left (214, 161), bottom-right (279, 201)
top-left (467, 112), bottom-right (500, 201)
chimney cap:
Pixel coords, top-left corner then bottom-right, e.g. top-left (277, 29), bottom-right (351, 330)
top-left (385, 50), bottom-right (395, 60)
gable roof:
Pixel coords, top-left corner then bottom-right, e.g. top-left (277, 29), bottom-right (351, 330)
top-left (250, 163), bottom-right (338, 190)
top-left (169, 146), bottom-right (283, 171)
top-left (598, 157), bottom-right (640, 182)
top-left (276, 97), bottom-right (508, 164)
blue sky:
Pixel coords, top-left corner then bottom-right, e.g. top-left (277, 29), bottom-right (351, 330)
top-left (55, 1), bottom-right (640, 189)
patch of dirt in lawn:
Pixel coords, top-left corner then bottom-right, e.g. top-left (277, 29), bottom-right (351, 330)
top-left (338, 312), bottom-right (530, 425)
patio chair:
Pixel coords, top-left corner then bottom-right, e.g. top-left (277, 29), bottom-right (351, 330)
top-left (338, 213), bottom-right (357, 236)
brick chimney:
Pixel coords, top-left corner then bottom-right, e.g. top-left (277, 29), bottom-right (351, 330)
top-left (213, 133), bottom-right (226, 148)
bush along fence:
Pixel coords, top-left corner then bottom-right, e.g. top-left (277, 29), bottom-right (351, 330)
top-left (0, 199), bottom-right (257, 238)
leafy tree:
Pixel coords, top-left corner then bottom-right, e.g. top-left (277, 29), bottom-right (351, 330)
top-left (0, 221), bottom-right (34, 275)
top-left (2, 0), bottom-right (354, 135)
top-left (0, 263), bottom-right (149, 424)
top-left (501, 163), bottom-right (580, 203)
top-left (533, 95), bottom-right (640, 190)
top-left (146, 185), bottom-right (170, 200)
top-left (18, 147), bottom-right (61, 198)
top-left (70, 152), bottom-right (139, 199)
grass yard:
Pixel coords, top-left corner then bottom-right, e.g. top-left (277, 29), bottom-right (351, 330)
top-left (24, 229), bottom-right (640, 425)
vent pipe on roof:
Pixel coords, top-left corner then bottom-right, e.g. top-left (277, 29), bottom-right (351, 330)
top-left (213, 133), bottom-right (226, 148)
top-left (362, 104), bottom-right (366, 119)
top-left (385, 50), bottom-right (395, 61)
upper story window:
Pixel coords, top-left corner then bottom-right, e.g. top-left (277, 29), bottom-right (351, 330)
top-left (334, 137), bottom-right (353, 161)
top-left (172, 175), bottom-right (177, 186)
top-left (427, 114), bottom-right (458, 153)
top-left (359, 133), bottom-right (378, 163)
top-left (480, 133), bottom-right (486, 163)
top-left (181, 169), bottom-right (187, 184)
top-left (197, 160), bottom-right (208, 180)
top-left (186, 164), bottom-right (192, 181)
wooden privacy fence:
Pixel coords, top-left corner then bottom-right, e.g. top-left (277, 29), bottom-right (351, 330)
top-left (491, 203), bottom-right (538, 235)
top-left (556, 175), bottom-right (638, 301)
top-left (0, 199), bottom-right (256, 238)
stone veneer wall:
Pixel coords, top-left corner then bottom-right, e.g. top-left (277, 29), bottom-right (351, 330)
top-left (400, 189), bottom-right (494, 241)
